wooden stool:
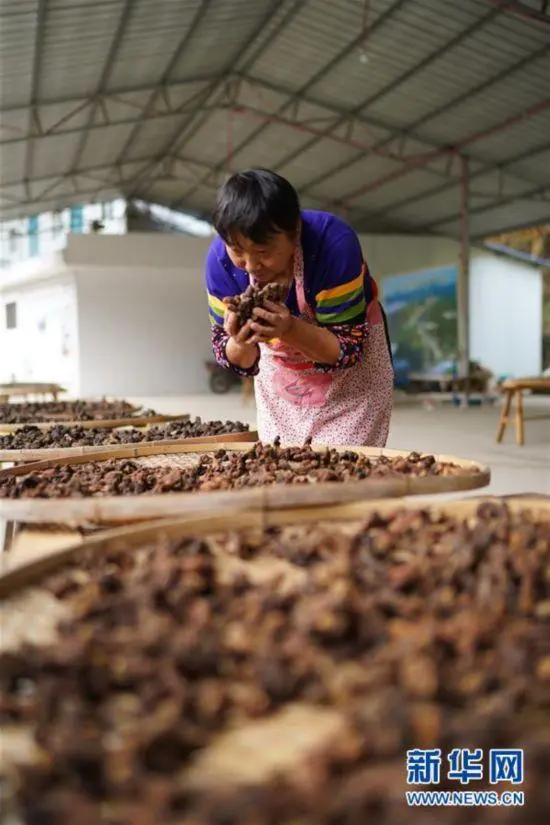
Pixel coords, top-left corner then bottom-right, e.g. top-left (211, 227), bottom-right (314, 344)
top-left (496, 378), bottom-right (550, 446)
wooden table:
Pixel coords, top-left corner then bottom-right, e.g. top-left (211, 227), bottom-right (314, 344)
top-left (0, 382), bottom-right (66, 403)
top-left (496, 377), bottom-right (550, 446)
top-left (407, 371), bottom-right (494, 402)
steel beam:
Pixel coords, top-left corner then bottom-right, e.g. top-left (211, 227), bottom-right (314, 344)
top-left (228, 73), bottom-right (547, 195)
top-left (485, 0), bottom-right (550, 25)
top-left (171, 0), bottom-right (410, 209)
top-left (113, 0), bottom-right (216, 165)
top-left (416, 145), bottom-right (550, 232)
top-left (338, 96), bottom-right (550, 206)
top-left (0, 75), bottom-right (217, 120)
top-left (303, 40), bottom-right (550, 201)
top-left (418, 180), bottom-right (550, 234)
top-left (0, 155), bottom-right (225, 202)
top-left (472, 213), bottom-right (550, 240)
top-left (4, 64), bottom-right (546, 199)
top-left (0, 186), bottom-right (119, 216)
top-left (23, 0), bottom-right (47, 187)
top-left (358, 137), bottom-right (550, 220)
top-left (2, 81), bottom-right (545, 212)
top-left (68, 0), bottom-right (138, 173)
top-left (130, 0), bottom-right (306, 199)
top-left (267, 1), bottom-right (507, 188)
top-left (223, 105), bottom-right (529, 198)
top-left (0, 102), bottom-right (222, 150)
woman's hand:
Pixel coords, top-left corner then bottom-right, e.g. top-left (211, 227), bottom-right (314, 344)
top-left (224, 309), bottom-right (259, 369)
top-left (249, 300), bottom-right (294, 343)
top-left (224, 309), bottom-right (257, 346)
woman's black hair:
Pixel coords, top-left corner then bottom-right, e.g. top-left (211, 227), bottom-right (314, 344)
top-left (213, 168), bottom-right (301, 245)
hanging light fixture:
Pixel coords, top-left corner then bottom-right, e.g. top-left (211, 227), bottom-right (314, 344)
top-left (358, 0), bottom-right (371, 64)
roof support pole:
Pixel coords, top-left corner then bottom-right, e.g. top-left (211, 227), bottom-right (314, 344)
top-left (457, 155), bottom-right (471, 401)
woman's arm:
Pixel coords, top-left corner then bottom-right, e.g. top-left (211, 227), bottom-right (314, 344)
top-left (224, 312), bottom-right (260, 371)
top-left (281, 316), bottom-right (341, 364)
top-left (251, 299), bottom-right (367, 372)
top-left (205, 242), bottom-right (260, 375)
top-left (211, 325), bottom-right (260, 376)
top-left (309, 230), bottom-right (370, 371)
top-left (256, 310), bottom-right (367, 371)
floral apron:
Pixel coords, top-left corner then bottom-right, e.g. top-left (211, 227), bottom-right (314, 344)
top-left (254, 248), bottom-right (394, 447)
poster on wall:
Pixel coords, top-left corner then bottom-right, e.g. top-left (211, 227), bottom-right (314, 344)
top-left (382, 265), bottom-right (458, 379)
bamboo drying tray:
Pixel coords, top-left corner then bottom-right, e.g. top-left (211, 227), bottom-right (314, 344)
top-left (1, 495), bottom-right (548, 816)
top-left (0, 412), bottom-right (190, 434)
top-left (0, 493), bottom-right (546, 601)
top-left (0, 428), bottom-right (258, 463)
top-left (0, 443), bottom-right (490, 529)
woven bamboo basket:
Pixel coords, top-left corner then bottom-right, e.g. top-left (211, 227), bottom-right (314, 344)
top-left (0, 429), bottom-right (258, 463)
top-left (0, 495), bottom-right (548, 816)
top-left (0, 443), bottom-right (490, 529)
top-left (1, 494), bottom-right (547, 596)
top-left (0, 413), bottom-right (190, 434)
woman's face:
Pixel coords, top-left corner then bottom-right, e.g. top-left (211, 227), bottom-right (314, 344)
top-left (224, 229), bottom-right (298, 284)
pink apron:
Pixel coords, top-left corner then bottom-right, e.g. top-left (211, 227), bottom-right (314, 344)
top-left (254, 248), bottom-right (393, 447)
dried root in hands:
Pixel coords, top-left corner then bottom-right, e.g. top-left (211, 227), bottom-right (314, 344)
top-left (223, 283), bottom-right (287, 328)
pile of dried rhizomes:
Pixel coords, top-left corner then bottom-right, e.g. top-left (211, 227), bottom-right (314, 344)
top-left (0, 418), bottom-right (250, 451)
top-left (0, 443), bottom-right (484, 500)
top-left (0, 443), bottom-right (490, 528)
top-left (0, 498), bottom-right (548, 824)
top-left (0, 399), bottom-right (154, 424)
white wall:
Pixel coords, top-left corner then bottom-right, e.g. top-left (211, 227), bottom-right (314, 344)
top-left (64, 233), bottom-right (211, 270)
top-left (357, 233), bottom-right (495, 281)
top-left (358, 234), bottom-right (464, 280)
top-left (0, 275), bottom-right (79, 394)
top-left (469, 257), bottom-right (542, 378)
top-left (72, 234), bottom-right (213, 396)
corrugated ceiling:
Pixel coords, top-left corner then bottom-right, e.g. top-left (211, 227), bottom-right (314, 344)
top-left (0, 0), bottom-right (549, 239)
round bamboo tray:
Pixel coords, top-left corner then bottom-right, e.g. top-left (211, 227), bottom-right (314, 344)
top-left (0, 494), bottom-right (546, 598)
top-left (0, 413), bottom-right (190, 434)
top-left (1, 495), bottom-right (547, 815)
top-left (0, 443), bottom-right (490, 527)
top-left (0, 429), bottom-right (258, 463)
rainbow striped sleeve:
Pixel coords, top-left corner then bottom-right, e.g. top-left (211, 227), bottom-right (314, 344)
top-left (207, 292), bottom-right (227, 326)
top-left (205, 240), bottom-right (244, 327)
top-left (315, 263), bottom-right (367, 325)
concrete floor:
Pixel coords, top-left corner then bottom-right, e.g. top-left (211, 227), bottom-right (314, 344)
top-left (130, 392), bottom-right (550, 497)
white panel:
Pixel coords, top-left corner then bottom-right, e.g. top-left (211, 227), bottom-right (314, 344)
top-left (469, 257), bottom-right (543, 377)
top-left (0, 277), bottom-right (79, 395)
top-left (73, 234), bottom-right (213, 395)
top-left (357, 233), bottom-right (461, 280)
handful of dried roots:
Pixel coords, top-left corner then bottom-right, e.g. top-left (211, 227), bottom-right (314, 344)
top-left (1, 502), bottom-right (548, 824)
top-left (223, 283), bottom-right (287, 327)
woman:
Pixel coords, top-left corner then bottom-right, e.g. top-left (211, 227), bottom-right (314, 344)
top-left (205, 169), bottom-right (393, 446)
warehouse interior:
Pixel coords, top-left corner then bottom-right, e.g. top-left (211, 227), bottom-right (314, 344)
top-left (1, 0), bottom-right (549, 492)
top-left (0, 2), bottom-right (550, 820)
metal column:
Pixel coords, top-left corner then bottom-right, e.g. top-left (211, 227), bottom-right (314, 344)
top-left (457, 155), bottom-right (471, 402)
